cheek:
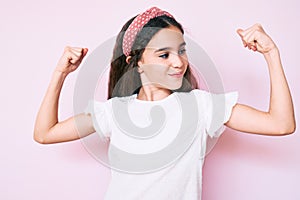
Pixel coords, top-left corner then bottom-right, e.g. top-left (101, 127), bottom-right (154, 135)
top-left (142, 65), bottom-right (170, 85)
top-left (183, 61), bottom-right (189, 73)
top-left (143, 64), bottom-right (168, 76)
top-left (183, 56), bottom-right (189, 67)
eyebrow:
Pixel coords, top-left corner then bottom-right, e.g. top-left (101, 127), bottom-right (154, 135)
top-left (154, 42), bottom-right (186, 53)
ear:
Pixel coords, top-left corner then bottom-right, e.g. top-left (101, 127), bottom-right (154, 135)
top-left (138, 60), bottom-right (143, 67)
top-left (126, 56), bottom-right (132, 64)
top-left (137, 67), bottom-right (144, 73)
top-left (137, 60), bottom-right (144, 73)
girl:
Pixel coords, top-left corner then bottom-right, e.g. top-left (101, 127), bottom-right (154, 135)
top-left (34, 6), bottom-right (295, 200)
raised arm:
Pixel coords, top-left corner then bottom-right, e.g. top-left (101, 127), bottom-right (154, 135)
top-left (34, 47), bottom-right (95, 144)
top-left (225, 24), bottom-right (296, 136)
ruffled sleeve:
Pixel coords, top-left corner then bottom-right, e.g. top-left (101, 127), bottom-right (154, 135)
top-left (84, 100), bottom-right (111, 141)
top-left (204, 91), bottom-right (238, 138)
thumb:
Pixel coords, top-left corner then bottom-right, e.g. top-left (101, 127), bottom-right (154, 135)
top-left (236, 28), bottom-right (244, 37)
top-left (82, 48), bottom-right (88, 57)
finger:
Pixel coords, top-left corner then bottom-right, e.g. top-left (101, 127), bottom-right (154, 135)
top-left (68, 47), bottom-right (85, 56)
top-left (236, 28), bottom-right (245, 37)
top-left (237, 24), bottom-right (272, 53)
top-left (241, 23), bottom-right (264, 44)
top-left (236, 29), bottom-right (248, 48)
top-left (241, 23), bottom-right (261, 36)
top-left (250, 45), bottom-right (257, 51)
top-left (71, 47), bottom-right (88, 60)
top-left (72, 47), bottom-right (85, 52)
top-left (63, 46), bottom-right (88, 65)
top-left (237, 28), bottom-right (256, 48)
top-left (82, 48), bottom-right (88, 57)
top-left (67, 51), bottom-right (82, 64)
top-left (64, 46), bottom-right (83, 56)
top-left (241, 28), bottom-right (259, 48)
top-left (240, 34), bottom-right (256, 51)
top-left (76, 48), bottom-right (88, 63)
top-left (70, 48), bottom-right (84, 57)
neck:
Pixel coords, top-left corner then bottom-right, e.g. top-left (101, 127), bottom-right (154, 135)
top-left (137, 86), bottom-right (171, 101)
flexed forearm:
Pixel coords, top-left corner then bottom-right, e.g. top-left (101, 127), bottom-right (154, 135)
top-left (34, 71), bottom-right (67, 142)
top-left (34, 47), bottom-right (89, 143)
top-left (264, 48), bottom-right (295, 132)
top-left (226, 24), bottom-right (295, 135)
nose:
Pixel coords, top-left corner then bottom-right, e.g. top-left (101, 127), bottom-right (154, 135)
top-left (170, 53), bottom-right (184, 68)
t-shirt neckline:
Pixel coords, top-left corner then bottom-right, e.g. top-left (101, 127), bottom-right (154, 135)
top-left (133, 92), bottom-right (175, 103)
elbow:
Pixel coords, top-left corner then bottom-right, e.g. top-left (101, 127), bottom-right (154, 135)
top-left (34, 136), bottom-right (45, 144)
top-left (275, 121), bottom-right (296, 136)
top-left (33, 133), bottom-right (45, 144)
top-left (269, 113), bottom-right (296, 135)
top-left (284, 124), bottom-right (296, 135)
top-left (284, 118), bottom-right (296, 135)
top-left (33, 129), bottom-right (48, 144)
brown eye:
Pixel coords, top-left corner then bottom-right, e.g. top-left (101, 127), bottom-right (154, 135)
top-left (159, 53), bottom-right (169, 59)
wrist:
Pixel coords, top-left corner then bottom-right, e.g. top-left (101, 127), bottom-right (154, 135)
top-left (50, 70), bottom-right (68, 86)
top-left (263, 47), bottom-right (282, 68)
top-left (263, 47), bottom-right (280, 58)
top-left (53, 69), bottom-right (69, 78)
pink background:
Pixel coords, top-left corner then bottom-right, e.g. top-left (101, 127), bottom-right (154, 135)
top-left (1, 0), bottom-right (299, 199)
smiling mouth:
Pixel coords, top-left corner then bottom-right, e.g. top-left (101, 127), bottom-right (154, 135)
top-left (168, 71), bottom-right (184, 78)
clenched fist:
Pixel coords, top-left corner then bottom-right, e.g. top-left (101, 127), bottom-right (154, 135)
top-left (55, 46), bottom-right (88, 75)
top-left (237, 23), bottom-right (277, 55)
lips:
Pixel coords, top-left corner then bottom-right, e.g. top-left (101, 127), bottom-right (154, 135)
top-left (168, 71), bottom-right (184, 78)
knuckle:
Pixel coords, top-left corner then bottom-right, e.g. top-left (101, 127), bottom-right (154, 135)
top-left (255, 23), bottom-right (263, 30)
top-left (64, 46), bottom-right (71, 52)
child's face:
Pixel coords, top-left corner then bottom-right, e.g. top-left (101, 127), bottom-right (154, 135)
top-left (138, 26), bottom-right (188, 90)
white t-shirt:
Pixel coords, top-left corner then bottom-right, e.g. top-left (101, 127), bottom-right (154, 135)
top-left (85, 89), bottom-right (238, 200)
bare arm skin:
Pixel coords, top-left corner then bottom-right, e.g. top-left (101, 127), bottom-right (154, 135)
top-left (225, 24), bottom-right (296, 135)
top-left (34, 47), bottom-right (95, 144)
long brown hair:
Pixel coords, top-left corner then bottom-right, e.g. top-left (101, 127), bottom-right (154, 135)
top-left (108, 15), bottom-right (198, 99)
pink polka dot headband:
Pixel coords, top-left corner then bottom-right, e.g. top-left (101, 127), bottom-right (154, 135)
top-left (122, 7), bottom-right (174, 57)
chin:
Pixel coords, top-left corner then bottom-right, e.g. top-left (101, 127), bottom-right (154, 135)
top-left (166, 82), bottom-right (183, 90)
